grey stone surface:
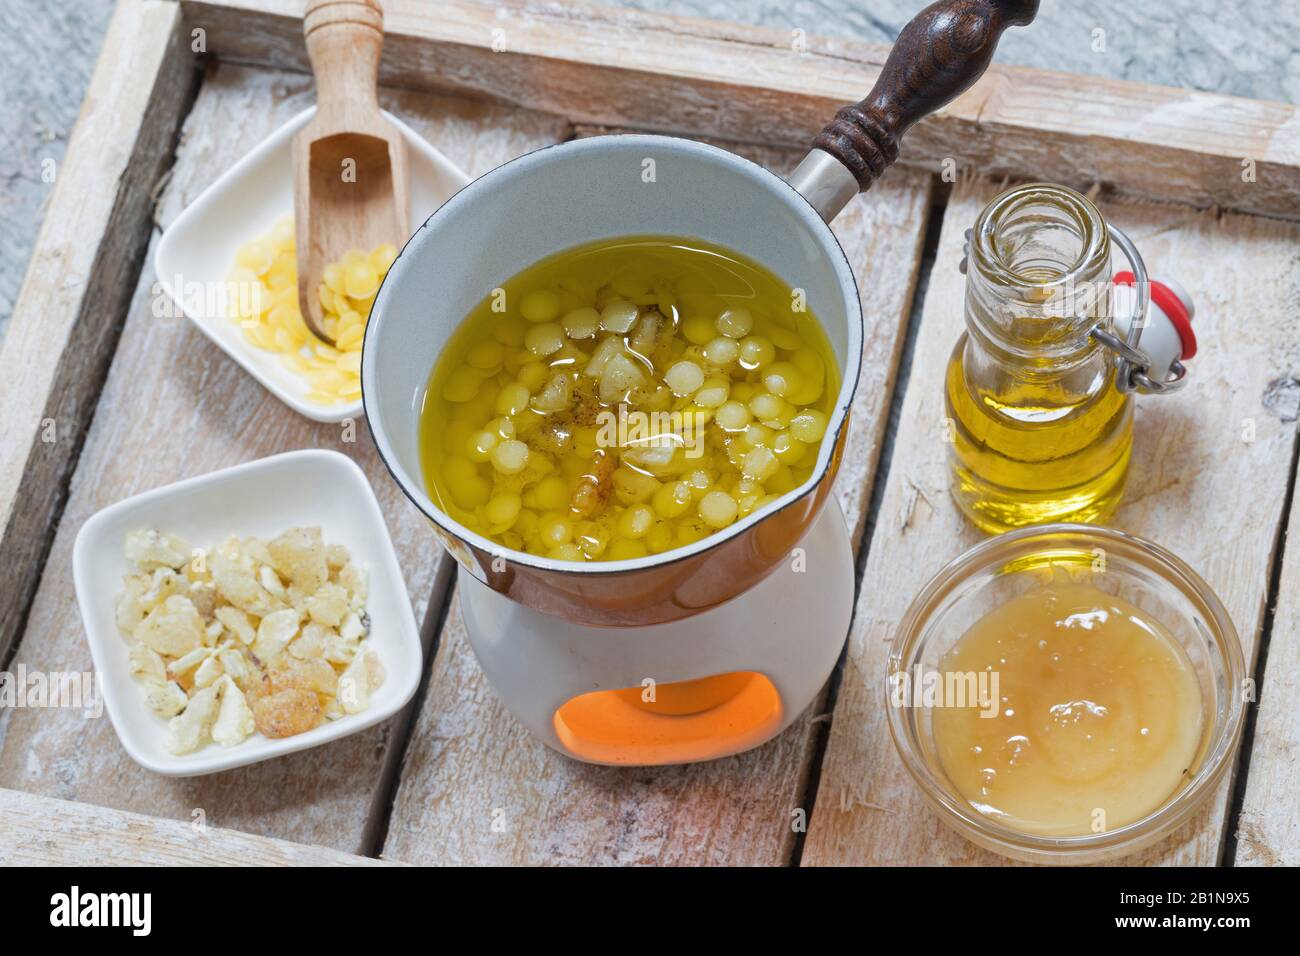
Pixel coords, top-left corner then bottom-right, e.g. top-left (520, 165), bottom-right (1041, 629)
top-left (1, 0), bottom-right (116, 340)
top-left (1, 1), bottom-right (1296, 341)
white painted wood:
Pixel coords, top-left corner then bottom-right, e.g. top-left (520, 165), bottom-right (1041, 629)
top-left (0, 786), bottom-right (396, 866)
top-left (6, 0), bottom-right (1297, 867)
top-left (182, 0), bottom-right (1300, 220)
top-left (1236, 463), bottom-right (1300, 866)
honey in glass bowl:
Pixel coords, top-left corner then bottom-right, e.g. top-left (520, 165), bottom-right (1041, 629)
top-left (417, 236), bottom-right (839, 563)
top-left (931, 581), bottom-right (1204, 837)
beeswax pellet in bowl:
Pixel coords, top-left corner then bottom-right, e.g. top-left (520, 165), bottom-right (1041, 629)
top-left (226, 214), bottom-right (396, 406)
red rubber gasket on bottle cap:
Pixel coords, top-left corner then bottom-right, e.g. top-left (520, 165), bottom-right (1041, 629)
top-left (1114, 271), bottom-right (1197, 360)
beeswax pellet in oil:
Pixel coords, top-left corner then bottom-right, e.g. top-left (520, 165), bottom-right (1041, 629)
top-left (418, 236), bottom-right (839, 563)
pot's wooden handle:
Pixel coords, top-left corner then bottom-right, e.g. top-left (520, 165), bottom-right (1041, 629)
top-left (303, 0), bottom-right (384, 111)
top-left (813, 0), bottom-right (1038, 191)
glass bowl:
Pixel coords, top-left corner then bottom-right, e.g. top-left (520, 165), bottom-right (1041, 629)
top-left (886, 524), bottom-right (1246, 864)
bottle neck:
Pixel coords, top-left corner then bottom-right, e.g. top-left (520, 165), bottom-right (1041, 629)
top-left (964, 183), bottom-right (1114, 382)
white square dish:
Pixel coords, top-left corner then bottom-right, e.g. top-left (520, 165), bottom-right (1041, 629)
top-left (155, 107), bottom-right (470, 422)
top-left (72, 449), bottom-right (423, 776)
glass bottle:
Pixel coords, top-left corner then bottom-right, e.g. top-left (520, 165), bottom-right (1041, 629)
top-left (945, 183), bottom-right (1132, 534)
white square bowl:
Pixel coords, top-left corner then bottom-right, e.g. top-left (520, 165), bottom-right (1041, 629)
top-left (72, 449), bottom-right (423, 776)
top-left (155, 107), bottom-right (470, 423)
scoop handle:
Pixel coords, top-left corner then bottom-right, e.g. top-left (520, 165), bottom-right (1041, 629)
top-left (792, 0), bottom-right (1038, 219)
top-left (303, 0), bottom-right (385, 113)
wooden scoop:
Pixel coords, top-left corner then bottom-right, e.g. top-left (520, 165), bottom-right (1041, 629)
top-left (293, 0), bottom-right (409, 341)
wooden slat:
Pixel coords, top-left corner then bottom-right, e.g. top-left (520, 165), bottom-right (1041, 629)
top-left (0, 0), bottom-right (196, 664)
top-left (1236, 461), bottom-right (1300, 866)
top-left (801, 178), bottom-right (1300, 867)
top-left (379, 154), bottom-right (932, 867)
top-left (179, 0), bottom-right (1300, 221)
top-left (0, 63), bottom-right (568, 854)
top-left (0, 787), bottom-right (397, 866)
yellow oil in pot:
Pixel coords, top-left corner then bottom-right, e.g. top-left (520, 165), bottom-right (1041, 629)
top-left (945, 183), bottom-right (1132, 534)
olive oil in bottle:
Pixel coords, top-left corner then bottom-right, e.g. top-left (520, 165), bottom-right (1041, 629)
top-left (946, 183), bottom-right (1132, 534)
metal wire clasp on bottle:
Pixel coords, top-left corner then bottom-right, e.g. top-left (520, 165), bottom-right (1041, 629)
top-left (1090, 225), bottom-right (1187, 395)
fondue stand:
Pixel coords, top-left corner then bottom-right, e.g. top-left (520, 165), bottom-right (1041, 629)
top-left (458, 500), bottom-right (854, 765)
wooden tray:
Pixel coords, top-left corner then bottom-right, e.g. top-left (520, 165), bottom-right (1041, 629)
top-left (1, 0), bottom-right (1297, 866)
